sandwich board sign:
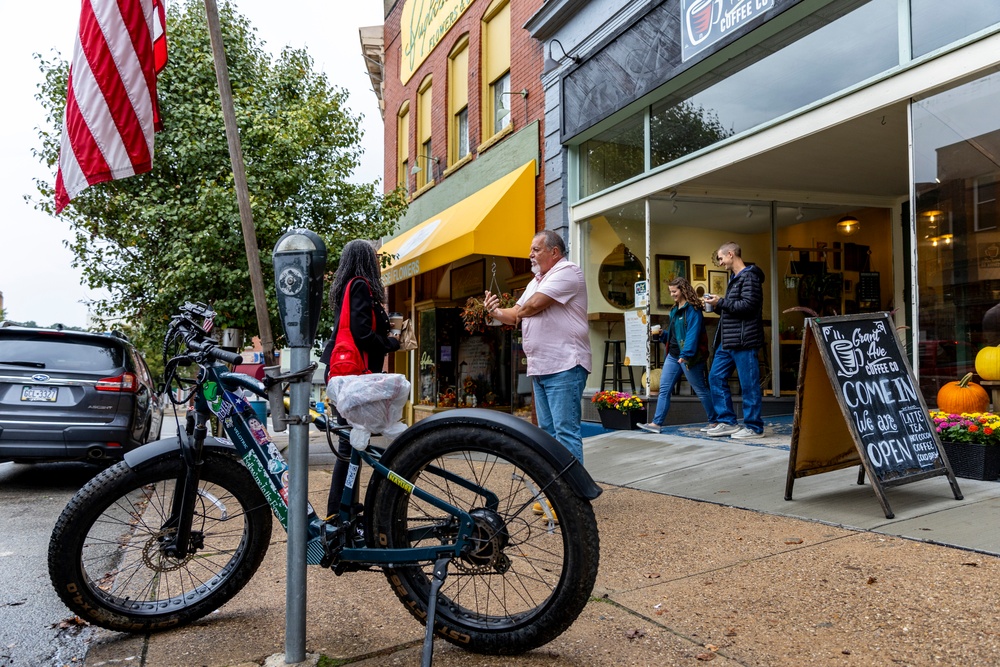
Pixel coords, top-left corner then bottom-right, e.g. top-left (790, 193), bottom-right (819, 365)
top-left (784, 312), bottom-right (962, 519)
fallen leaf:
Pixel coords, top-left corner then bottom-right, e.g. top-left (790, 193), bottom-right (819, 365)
top-left (724, 628), bottom-right (738, 636)
top-left (866, 576), bottom-right (877, 585)
top-left (695, 652), bottom-right (717, 661)
top-left (625, 628), bottom-right (646, 640)
top-left (961, 562), bottom-right (979, 567)
top-left (842, 650), bottom-right (852, 655)
top-left (705, 643), bottom-right (719, 651)
top-left (646, 572), bottom-right (661, 579)
top-left (784, 538), bottom-right (804, 545)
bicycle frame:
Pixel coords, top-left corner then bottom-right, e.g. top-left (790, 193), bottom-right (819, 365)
top-left (186, 363), bottom-right (481, 566)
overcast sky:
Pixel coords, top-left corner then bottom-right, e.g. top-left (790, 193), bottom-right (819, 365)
top-left (0, 0), bottom-right (385, 328)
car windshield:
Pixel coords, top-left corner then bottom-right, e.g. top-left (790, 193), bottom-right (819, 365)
top-left (0, 333), bottom-right (123, 372)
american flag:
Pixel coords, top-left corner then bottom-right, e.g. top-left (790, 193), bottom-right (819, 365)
top-left (55, 0), bottom-right (167, 213)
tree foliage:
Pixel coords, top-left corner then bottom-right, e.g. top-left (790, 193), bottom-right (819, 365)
top-left (31, 0), bottom-right (406, 363)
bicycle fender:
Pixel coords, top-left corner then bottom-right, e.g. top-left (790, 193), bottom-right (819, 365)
top-left (123, 435), bottom-right (237, 469)
top-left (383, 408), bottom-right (602, 500)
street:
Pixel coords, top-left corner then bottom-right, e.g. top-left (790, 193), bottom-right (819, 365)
top-left (0, 461), bottom-right (103, 667)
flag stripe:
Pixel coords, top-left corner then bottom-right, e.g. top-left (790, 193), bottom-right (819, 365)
top-left (55, 0), bottom-right (165, 213)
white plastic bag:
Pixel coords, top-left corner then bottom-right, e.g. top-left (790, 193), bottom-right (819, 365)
top-left (326, 373), bottom-right (410, 449)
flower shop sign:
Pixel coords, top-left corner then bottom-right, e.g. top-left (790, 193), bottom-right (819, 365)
top-left (785, 312), bottom-right (963, 519)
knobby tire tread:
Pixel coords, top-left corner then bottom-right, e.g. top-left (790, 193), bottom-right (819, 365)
top-left (372, 425), bottom-right (599, 655)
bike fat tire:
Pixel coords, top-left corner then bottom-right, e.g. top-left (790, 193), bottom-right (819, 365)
top-left (372, 424), bottom-right (600, 655)
top-left (48, 452), bottom-right (272, 633)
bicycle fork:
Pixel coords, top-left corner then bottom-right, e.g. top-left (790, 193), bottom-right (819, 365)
top-left (163, 410), bottom-right (208, 559)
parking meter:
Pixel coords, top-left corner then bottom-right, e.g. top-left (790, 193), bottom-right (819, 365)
top-left (273, 229), bottom-right (327, 347)
top-left (268, 229), bottom-right (327, 432)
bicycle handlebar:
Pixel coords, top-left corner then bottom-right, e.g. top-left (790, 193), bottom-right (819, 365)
top-left (186, 337), bottom-right (244, 366)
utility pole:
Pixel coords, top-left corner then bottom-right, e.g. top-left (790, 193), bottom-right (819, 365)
top-left (203, 0), bottom-right (276, 366)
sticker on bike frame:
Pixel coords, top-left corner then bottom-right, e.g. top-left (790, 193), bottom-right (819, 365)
top-left (243, 451), bottom-right (289, 525)
top-left (388, 471), bottom-right (414, 494)
top-left (345, 463), bottom-right (358, 490)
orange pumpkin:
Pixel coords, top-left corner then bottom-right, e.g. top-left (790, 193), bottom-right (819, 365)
top-left (975, 345), bottom-right (1000, 381)
top-left (936, 372), bottom-right (989, 414)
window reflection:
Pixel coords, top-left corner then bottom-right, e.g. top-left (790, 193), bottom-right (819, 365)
top-left (913, 71), bottom-right (1000, 400)
top-left (578, 113), bottom-right (645, 198)
top-left (652, 0), bottom-right (897, 170)
top-left (911, 0), bottom-right (1000, 57)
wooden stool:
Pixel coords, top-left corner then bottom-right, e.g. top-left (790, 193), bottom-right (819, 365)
top-left (600, 340), bottom-right (635, 393)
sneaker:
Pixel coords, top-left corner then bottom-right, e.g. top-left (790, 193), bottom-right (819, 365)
top-left (532, 500), bottom-right (558, 523)
top-left (730, 426), bottom-right (763, 439)
top-left (637, 423), bottom-right (662, 434)
top-left (699, 423), bottom-right (720, 432)
top-left (706, 423), bottom-right (740, 437)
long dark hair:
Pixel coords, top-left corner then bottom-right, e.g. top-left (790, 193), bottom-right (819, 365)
top-left (329, 239), bottom-right (386, 311)
top-left (669, 276), bottom-right (703, 311)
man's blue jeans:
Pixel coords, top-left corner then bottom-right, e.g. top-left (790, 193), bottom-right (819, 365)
top-left (651, 354), bottom-right (717, 426)
top-left (532, 365), bottom-right (588, 462)
top-left (708, 347), bottom-right (763, 434)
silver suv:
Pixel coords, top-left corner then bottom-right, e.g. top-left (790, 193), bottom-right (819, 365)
top-left (0, 326), bottom-right (162, 464)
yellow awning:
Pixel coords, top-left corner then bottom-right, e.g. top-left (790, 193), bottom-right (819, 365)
top-left (381, 161), bottom-right (536, 285)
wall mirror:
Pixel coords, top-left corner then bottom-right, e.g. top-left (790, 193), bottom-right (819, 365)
top-left (598, 243), bottom-right (646, 309)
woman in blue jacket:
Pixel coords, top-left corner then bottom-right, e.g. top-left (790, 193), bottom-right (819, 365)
top-left (639, 277), bottom-right (718, 434)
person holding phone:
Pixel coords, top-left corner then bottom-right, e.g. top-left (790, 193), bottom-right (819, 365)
top-left (638, 277), bottom-right (717, 434)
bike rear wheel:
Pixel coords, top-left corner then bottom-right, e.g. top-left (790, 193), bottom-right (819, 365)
top-left (49, 452), bottom-right (272, 632)
top-left (371, 425), bottom-right (600, 654)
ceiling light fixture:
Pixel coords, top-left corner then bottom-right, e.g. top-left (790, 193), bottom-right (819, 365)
top-left (746, 204), bottom-right (753, 218)
top-left (796, 207), bottom-right (804, 221)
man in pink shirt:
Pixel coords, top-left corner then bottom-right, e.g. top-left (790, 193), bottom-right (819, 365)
top-left (484, 230), bottom-right (591, 462)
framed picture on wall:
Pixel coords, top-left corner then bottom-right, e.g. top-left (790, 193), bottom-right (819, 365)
top-left (693, 282), bottom-right (708, 299)
top-left (451, 260), bottom-right (484, 300)
top-left (656, 254), bottom-right (690, 307)
top-left (693, 263), bottom-right (707, 281)
top-left (708, 270), bottom-right (729, 297)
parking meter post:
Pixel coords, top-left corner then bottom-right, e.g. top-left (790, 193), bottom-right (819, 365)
top-left (272, 229), bottom-right (327, 665)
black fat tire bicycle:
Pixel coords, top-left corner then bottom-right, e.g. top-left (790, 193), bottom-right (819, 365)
top-left (48, 303), bottom-right (601, 657)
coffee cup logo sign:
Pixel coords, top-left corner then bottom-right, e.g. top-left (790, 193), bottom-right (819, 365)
top-left (817, 319), bottom-right (938, 476)
top-left (681, 0), bottom-right (775, 62)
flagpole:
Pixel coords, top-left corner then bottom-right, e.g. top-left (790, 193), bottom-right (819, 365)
top-left (203, 0), bottom-right (276, 369)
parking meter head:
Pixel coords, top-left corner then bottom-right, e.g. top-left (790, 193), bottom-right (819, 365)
top-left (273, 229), bottom-right (327, 347)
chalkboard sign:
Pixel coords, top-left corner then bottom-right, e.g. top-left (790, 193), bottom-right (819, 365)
top-left (785, 312), bottom-right (962, 519)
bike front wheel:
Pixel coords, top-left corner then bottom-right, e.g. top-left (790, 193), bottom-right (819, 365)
top-left (371, 425), bottom-right (600, 654)
top-left (49, 451), bottom-right (273, 632)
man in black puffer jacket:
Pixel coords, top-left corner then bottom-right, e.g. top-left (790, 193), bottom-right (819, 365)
top-left (702, 242), bottom-right (765, 439)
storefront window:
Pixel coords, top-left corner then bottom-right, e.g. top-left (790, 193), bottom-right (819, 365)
top-left (911, 0), bottom-right (1000, 58)
top-left (578, 112), bottom-right (645, 198)
top-left (912, 71), bottom-right (1000, 401)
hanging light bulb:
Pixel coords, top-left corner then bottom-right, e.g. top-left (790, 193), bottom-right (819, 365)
top-left (836, 215), bottom-right (860, 236)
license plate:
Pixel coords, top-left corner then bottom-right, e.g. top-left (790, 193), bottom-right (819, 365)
top-left (21, 386), bottom-right (57, 402)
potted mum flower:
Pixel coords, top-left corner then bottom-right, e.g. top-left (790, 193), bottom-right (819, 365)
top-left (591, 391), bottom-right (647, 430)
top-left (929, 410), bottom-right (1000, 480)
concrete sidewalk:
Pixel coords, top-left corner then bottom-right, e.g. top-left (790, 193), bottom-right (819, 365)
top-left (80, 422), bottom-right (1000, 667)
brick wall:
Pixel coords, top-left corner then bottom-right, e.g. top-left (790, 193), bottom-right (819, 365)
top-left (383, 0), bottom-right (546, 234)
